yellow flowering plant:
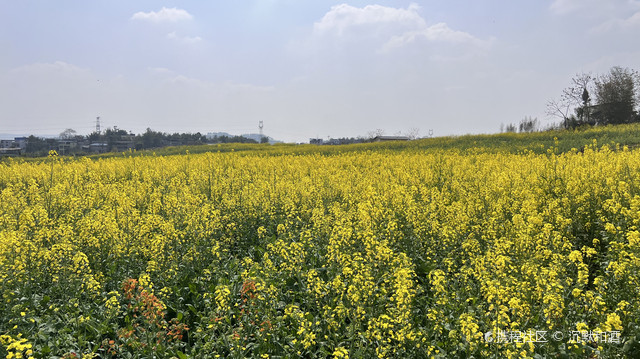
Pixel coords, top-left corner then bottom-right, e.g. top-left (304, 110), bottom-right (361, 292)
top-left (1, 130), bottom-right (640, 357)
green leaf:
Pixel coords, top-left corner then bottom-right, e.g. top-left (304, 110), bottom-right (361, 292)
top-left (187, 304), bottom-right (197, 314)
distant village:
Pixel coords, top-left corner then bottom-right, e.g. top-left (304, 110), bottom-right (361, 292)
top-left (1, 126), bottom-right (414, 157)
top-left (0, 128), bottom-right (278, 157)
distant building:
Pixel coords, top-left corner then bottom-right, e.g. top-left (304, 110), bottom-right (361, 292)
top-left (0, 148), bottom-right (21, 156)
top-left (58, 139), bottom-right (78, 155)
top-left (0, 139), bottom-right (15, 148)
top-left (113, 135), bottom-right (135, 152)
top-left (14, 137), bottom-right (28, 150)
top-left (372, 135), bottom-right (410, 142)
top-left (0, 138), bottom-right (21, 156)
top-left (88, 142), bottom-right (108, 153)
top-left (314, 137), bottom-right (366, 145)
top-left (206, 132), bottom-right (232, 140)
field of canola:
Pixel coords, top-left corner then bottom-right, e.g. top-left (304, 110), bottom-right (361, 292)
top-left (1, 142), bottom-right (640, 358)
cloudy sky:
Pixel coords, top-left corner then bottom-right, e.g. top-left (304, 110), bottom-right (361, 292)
top-left (1, 1), bottom-right (639, 142)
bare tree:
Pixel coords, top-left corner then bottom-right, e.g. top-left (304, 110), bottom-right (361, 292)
top-left (547, 72), bottom-right (594, 128)
top-left (545, 98), bottom-right (571, 123)
top-left (367, 128), bottom-right (385, 139)
top-left (405, 127), bottom-right (420, 140)
top-left (59, 128), bottom-right (77, 139)
top-left (563, 72), bottom-right (593, 106)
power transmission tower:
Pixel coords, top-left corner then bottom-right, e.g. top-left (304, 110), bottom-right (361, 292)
top-left (96, 116), bottom-right (101, 134)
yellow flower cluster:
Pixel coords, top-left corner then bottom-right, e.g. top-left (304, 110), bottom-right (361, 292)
top-left (332, 346), bottom-right (349, 359)
top-left (214, 284), bottom-right (231, 314)
top-left (0, 334), bottom-right (33, 358)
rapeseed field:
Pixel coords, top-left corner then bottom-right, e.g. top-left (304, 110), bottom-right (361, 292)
top-left (1, 140), bottom-right (639, 358)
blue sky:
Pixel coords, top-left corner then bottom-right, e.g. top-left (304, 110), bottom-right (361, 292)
top-left (1, 0), bottom-right (639, 142)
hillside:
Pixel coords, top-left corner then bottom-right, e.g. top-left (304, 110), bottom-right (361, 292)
top-left (92, 123), bottom-right (640, 159)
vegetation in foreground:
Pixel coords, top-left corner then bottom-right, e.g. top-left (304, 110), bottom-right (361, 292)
top-left (1, 131), bottom-right (640, 358)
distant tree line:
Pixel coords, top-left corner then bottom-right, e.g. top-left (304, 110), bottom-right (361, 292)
top-left (501, 116), bottom-right (542, 133)
top-left (19, 128), bottom-right (266, 157)
top-left (311, 128), bottom-right (421, 145)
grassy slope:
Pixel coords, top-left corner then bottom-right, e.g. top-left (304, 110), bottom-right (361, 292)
top-left (5, 123), bottom-right (640, 163)
top-left (126, 123), bottom-right (640, 157)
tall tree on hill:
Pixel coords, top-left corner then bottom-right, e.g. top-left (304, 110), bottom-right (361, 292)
top-left (582, 87), bottom-right (591, 123)
top-left (574, 85), bottom-right (594, 126)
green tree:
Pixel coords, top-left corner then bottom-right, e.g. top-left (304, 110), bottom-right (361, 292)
top-left (141, 128), bottom-right (165, 149)
top-left (593, 66), bottom-right (639, 125)
top-left (25, 136), bottom-right (57, 156)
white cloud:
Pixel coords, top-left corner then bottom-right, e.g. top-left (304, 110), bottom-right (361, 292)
top-left (314, 3), bottom-right (425, 35)
top-left (131, 7), bottom-right (193, 22)
top-left (147, 67), bottom-right (173, 74)
top-left (550, 0), bottom-right (640, 16)
top-left (549, 0), bottom-right (584, 15)
top-left (382, 23), bottom-right (490, 52)
top-left (183, 36), bottom-right (202, 44)
top-left (622, 9), bottom-right (640, 25)
top-left (311, 3), bottom-right (489, 54)
top-left (592, 10), bottom-right (640, 32)
top-left (581, 50), bottom-right (640, 73)
top-left (167, 32), bottom-right (202, 44)
top-left (164, 74), bottom-right (211, 88)
top-left (550, 0), bottom-right (640, 37)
